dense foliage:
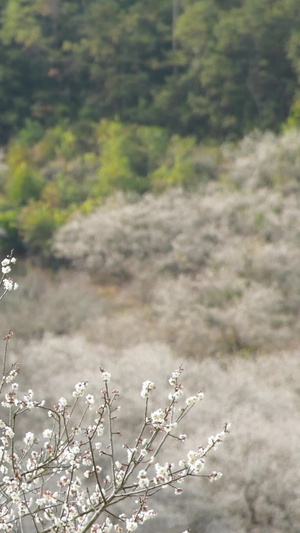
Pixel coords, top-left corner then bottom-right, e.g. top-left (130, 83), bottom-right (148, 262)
top-left (0, 119), bottom-right (219, 254)
top-left (0, 0), bottom-right (300, 144)
top-left (1, 0), bottom-right (300, 255)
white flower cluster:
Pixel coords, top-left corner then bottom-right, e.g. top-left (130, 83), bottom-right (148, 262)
top-left (179, 450), bottom-right (205, 474)
top-left (168, 387), bottom-right (183, 401)
top-left (150, 407), bottom-right (166, 428)
top-left (185, 392), bottom-right (204, 405)
top-left (141, 380), bottom-right (155, 398)
top-left (101, 370), bottom-right (111, 383)
top-left (137, 469), bottom-right (150, 488)
top-left (3, 366), bottom-right (19, 384)
top-left (1, 256), bottom-right (18, 293)
top-left (207, 424), bottom-right (231, 452)
top-left (23, 431), bottom-right (35, 447)
top-left (154, 462), bottom-right (173, 486)
top-left (73, 381), bottom-right (88, 398)
top-left (85, 393), bottom-right (95, 408)
top-left (168, 367), bottom-right (183, 386)
top-left (2, 278), bottom-right (18, 292)
top-left (43, 428), bottom-right (53, 440)
top-left (209, 471), bottom-right (223, 482)
top-left (1, 256), bottom-right (16, 274)
top-left (1, 384), bottom-right (44, 410)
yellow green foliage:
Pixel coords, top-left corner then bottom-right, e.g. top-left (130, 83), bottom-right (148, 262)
top-left (282, 97), bottom-right (300, 131)
top-left (7, 141), bottom-right (30, 171)
top-left (150, 135), bottom-right (197, 190)
top-left (1, 119), bottom-right (211, 255)
top-left (17, 202), bottom-right (69, 254)
top-left (7, 162), bottom-right (45, 206)
top-left (94, 121), bottom-right (136, 196)
top-left (33, 126), bottom-right (78, 164)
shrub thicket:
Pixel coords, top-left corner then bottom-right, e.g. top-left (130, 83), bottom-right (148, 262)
top-left (0, 121), bottom-right (215, 255)
top-left (53, 180), bottom-right (300, 357)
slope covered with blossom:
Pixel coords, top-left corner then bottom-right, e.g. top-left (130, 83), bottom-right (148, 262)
top-left (3, 130), bottom-right (300, 532)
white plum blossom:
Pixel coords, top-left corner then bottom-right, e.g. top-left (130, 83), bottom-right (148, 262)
top-left (23, 389), bottom-right (35, 409)
top-left (101, 371), bottom-right (111, 383)
top-left (207, 427), bottom-right (229, 452)
top-left (43, 429), bottom-right (53, 439)
top-left (96, 423), bottom-right (104, 437)
top-left (209, 471), bottom-right (223, 482)
top-left (137, 469), bottom-right (149, 488)
top-left (140, 509), bottom-right (156, 522)
top-left (127, 447), bottom-right (137, 463)
top-left (85, 394), bottom-right (95, 408)
top-left (139, 448), bottom-right (147, 457)
top-left (102, 517), bottom-right (113, 532)
top-left (3, 426), bottom-right (14, 439)
top-left (171, 369), bottom-right (181, 379)
top-left (2, 278), bottom-right (16, 291)
top-left (57, 397), bottom-right (68, 411)
top-left (73, 381), bottom-right (88, 398)
top-left (185, 392), bottom-right (204, 405)
top-left (168, 368), bottom-right (183, 386)
top-left (141, 380), bottom-right (155, 398)
top-left (23, 432), bottom-right (35, 447)
top-left (150, 408), bottom-right (165, 428)
top-left (154, 462), bottom-right (173, 486)
top-left (125, 518), bottom-right (138, 531)
top-left (168, 388), bottom-right (183, 401)
top-left (186, 450), bottom-right (205, 473)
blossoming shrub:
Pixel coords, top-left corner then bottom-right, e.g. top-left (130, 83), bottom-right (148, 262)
top-left (0, 256), bottom-right (229, 533)
top-left (223, 129), bottom-right (300, 191)
top-left (0, 269), bottom-right (104, 341)
top-left (52, 183), bottom-right (300, 356)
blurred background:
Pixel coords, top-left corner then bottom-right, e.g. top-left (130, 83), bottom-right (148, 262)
top-left (1, 1), bottom-right (300, 531)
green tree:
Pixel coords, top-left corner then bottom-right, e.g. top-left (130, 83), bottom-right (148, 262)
top-left (6, 162), bottom-right (45, 206)
top-left (93, 120), bottom-right (169, 196)
top-left (65, 0), bottom-right (174, 125)
top-left (169, 0), bottom-right (299, 138)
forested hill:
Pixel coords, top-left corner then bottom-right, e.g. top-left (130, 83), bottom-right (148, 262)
top-left (1, 0), bottom-right (300, 144)
top-left (1, 0), bottom-right (300, 258)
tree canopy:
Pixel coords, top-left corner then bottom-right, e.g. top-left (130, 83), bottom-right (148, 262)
top-left (0, 0), bottom-right (300, 143)
top-left (1, 0), bottom-right (300, 257)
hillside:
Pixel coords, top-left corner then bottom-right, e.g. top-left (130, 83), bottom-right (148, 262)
top-left (2, 130), bottom-right (300, 532)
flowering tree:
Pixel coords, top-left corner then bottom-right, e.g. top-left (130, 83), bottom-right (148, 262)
top-left (0, 254), bottom-right (230, 533)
